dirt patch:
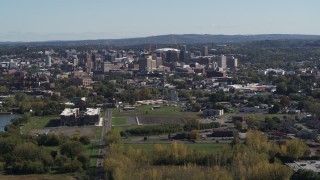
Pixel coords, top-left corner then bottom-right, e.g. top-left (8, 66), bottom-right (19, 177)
top-left (138, 116), bottom-right (187, 124)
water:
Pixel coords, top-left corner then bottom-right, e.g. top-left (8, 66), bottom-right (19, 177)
top-left (0, 114), bottom-right (19, 132)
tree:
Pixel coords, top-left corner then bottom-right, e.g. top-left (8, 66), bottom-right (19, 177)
top-left (77, 153), bottom-right (90, 170)
top-left (105, 130), bottom-right (121, 145)
top-left (0, 85), bottom-right (8, 92)
top-left (50, 150), bottom-right (58, 159)
top-left (291, 169), bottom-right (320, 180)
top-left (65, 86), bottom-right (78, 99)
top-left (60, 141), bottom-right (85, 159)
top-left (305, 101), bottom-right (320, 117)
top-left (235, 121), bottom-right (243, 130)
top-left (245, 130), bottom-right (274, 154)
top-left (31, 101), bottom-right (46, 115)
top-left (280, 96), bottom-right (291, 108)
top-left (79, 136), bottom-right (90, 145)
top-left (62, 159), bottom-right (83, 172)
top-left (37, 134), bottom-right (61, 146)
top-left (3, 97), bottom-right (16, 109)
top-left (282, 140), bottom-right (309, 160)
top-left (189, 130), bottom-right (200, 140)
top-left (15, 93), bottom-right (29, 102)
top-left (276, 82), bottom-right (287, 95)
top-left (269, 103), bottom-right (281, 114)
top-left (11, 142), bottom-right (53, 173)
top-left (43, 101), bottom-right (63, 115)
top-left (265, 117), bottom-right (277, 130)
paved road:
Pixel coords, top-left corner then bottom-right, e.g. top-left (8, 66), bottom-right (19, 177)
top-left (95, 109), bottom-right (112, 180)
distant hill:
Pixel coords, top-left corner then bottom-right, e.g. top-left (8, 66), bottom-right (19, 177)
top-left (1, 34), bottom-right (320, 46)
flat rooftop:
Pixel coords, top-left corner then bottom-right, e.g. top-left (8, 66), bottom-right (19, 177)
top-left (60, 108), bottom-right (79, 116)
top-left (84, 108), bottom-right (101, 116)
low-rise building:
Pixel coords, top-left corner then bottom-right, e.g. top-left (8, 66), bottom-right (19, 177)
top-left (60, 108), bottom-right (101, 126)
top-left (203, 109), bottom-right (224, 117)
top-left (83, 108), bottom-right (101, 125)
top-left (72, 77), bottom-right (93, 87)
top-left (60, 108), bottom-right (80, 126)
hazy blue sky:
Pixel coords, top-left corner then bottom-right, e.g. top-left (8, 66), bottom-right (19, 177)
top-left (0, 0), bottom-right (319, 41)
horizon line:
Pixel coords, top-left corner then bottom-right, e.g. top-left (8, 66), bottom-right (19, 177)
top-left (1, 33), bottom-right (320, 44)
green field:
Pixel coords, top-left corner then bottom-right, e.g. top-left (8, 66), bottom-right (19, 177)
top-left (112, 117), bottom-right (127, 125)
top-left (124, 143), bottom-right (226, 153)
top-left (112, 124), bottom-right (147, 132)
top-left (113, 105), bottom-right (200, 119)
top-left (20, 116), bottom-right (59, 134)
top-left (251, 113), bottom-right (300, 121)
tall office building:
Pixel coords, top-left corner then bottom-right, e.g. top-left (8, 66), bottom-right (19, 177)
top-left (92, 53), bottom-right (103, 71)
top-left (166, 50), bottom-right (179, 62)
top-left (180, 45), bottom-right (187, 52)
top-left (203, 46), bottom-right (208, 56)
top-left (218, 55), bottom-right (227, 69)
top-left (179, 50), bottom-right (191, 63)
top-left (139, 55), bottom-right (156, 72)
top-left (72, 55), bottom-right (79, 66)
top-left (226, 56), bottom-right (238, 69)
top-left (45, 55), bottom-right (52, 67)
top-left (156, 57), bottom-right (163, 67)
top-left (84, 52), bottom-right (93, 73)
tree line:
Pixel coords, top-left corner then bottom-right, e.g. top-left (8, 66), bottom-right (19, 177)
top-left (103, 130), bottom-right (311, 180)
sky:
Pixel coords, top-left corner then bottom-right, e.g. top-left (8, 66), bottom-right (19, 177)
top-left (0, 0), bottom-right (320, 42)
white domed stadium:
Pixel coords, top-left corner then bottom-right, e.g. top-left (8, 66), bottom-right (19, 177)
top-left (154, 48), bottom-right (180, 53)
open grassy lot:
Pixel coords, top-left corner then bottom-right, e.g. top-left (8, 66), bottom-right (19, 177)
top-left (20, 116), bottom-right (59, 134)
top-left (28, 126), bottom-right (101, 138)
top-left (112, 105), bottom-right (201, 125)
top-left (113, 105), bottom-right (200, 119)
top-left (112, 124), bottom-right (147, 132)
top-left (21, 115), bottom-right (103, 139)
top-left (112, 117), bottom-right (127, 125)
top-left (249, 113), bottom-right (301, 121)
top-left (123, 143), bottom-right (226, 153)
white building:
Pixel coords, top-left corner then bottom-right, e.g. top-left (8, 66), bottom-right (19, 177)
top-left (203, 109), bottom-right (224, 117)
top-left (45, 55), bottom-right (52, 67)
top-left (218, 55), bottom-right (227, 69)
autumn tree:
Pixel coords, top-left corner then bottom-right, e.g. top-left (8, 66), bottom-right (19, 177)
top-left (105, 130), bottom-right (121, 145)
top-left (281, 140), bottom-right (309, 160)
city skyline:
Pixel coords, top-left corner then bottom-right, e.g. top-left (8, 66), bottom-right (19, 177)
top-left (1, 0), bottom-right (320, 42)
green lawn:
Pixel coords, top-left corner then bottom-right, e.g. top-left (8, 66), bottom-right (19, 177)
top-left (123, 143), bottom-right (226, 153)
top-left (112, 117), bottom-right (127, 125)
top-left (186, 143), bottom-right (226, 152)
top-left (20, 116), bottom-right (59, 134)
top-left (89, 126), bottom-right (102, 167)
top-left (252, 113), bottom-right (299, 121)
top-left (94, 126), bottom-right (103, 139)
top-left (112, 124), bottom-right (146, 132)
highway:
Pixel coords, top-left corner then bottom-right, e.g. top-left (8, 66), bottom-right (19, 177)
top-left (95, 108), bottom-right (112, 180)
